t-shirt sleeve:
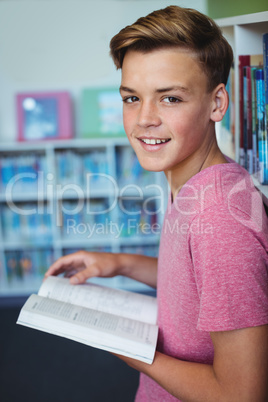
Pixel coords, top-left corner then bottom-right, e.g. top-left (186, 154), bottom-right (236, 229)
top-left (189, 205), bottom-right (268, 332)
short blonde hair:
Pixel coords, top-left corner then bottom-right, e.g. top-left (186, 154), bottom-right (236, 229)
top-left (110, 6), bottom-right (233, 92)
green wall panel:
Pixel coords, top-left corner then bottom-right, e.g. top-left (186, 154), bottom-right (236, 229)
top-left (208, 0), bottom-right (268, 19)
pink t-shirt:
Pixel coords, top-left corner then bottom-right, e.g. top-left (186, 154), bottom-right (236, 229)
top-left (136, 162), bottom-right (268, 402)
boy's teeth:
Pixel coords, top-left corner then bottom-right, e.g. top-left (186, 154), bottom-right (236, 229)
top-left (142, 138), bottom-right (168, 144)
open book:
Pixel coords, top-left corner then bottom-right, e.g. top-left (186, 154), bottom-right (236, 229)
top-left (17, 276), bottom-right (158, 364)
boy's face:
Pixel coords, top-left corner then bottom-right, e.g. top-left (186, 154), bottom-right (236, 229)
top-left (120, 48), bottom-right (218, 176)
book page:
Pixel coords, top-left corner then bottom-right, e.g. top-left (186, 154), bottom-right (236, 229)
top-left (17, 294), bottom-right (158, 364)
top-left (38, 276), bottom-right (157, 324)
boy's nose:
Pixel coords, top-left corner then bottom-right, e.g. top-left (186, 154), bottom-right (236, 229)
top-left (137, 101), bottom-right (161, 128)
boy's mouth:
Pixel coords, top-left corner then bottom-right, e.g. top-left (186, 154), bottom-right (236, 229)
top-left (140, 138), bottom-right (170, 145)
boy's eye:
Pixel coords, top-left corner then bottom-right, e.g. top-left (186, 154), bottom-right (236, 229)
top-left (162, 96), bottom-right (181, 103)
top-left (123, 96), bottom-right (139, 103)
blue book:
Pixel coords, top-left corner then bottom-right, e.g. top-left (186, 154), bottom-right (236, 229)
top-left (5, 251), bottom-right (22, 281)
top-left (251, 67), bottom-right (258, 175)
top-left (243, 67), bottom-right (248, 171)
top-left (262, 33), bottom-right (268, 184)
top-left (18, 250), bottom-right (35, 279)
top-left (263, 33), bottom-right (268, 105)
top-left (1, 157), bottom-right (15, 189)
top-left (256, 68), bottom-right (268, 184)
top-left (36, 249), bottom-right (54, 277)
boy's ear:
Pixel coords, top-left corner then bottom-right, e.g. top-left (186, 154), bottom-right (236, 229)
top-left (210, 84), bottom-right (229, 122)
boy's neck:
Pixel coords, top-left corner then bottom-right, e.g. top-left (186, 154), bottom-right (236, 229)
top-left (166, 139), bottom-right (228, 201)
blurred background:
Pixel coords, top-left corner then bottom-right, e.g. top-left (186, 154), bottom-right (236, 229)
top-left (0, 0), bottom-right (267, 143)
top-left (0, 1), bottom-right (267, 401)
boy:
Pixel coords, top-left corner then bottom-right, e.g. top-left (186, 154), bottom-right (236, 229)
top-left (45, 6), bottom-right (268, 401)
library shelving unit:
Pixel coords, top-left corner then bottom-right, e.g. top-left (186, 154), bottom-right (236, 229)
top-left (0, 137), bottom-right (166, 299)
top-left (215, 11), bottom-right (268, 205)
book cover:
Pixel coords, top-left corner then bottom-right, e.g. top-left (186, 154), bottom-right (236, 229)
top-left (262, 33), bottom-right (268, 184)
top-left (256, 68), bottom-right (268, 184)
top-left (238, 55), bottom-right (250, 168)
top-left (80, 88), bottom-right (125, 138)
top-left (245, 66), bottom-right (253, 174)
top-left (243, 66), bottom-right (249, 171)
top-left (0, 156), bottom-right (15, 189)
top-left (263, 34), bottom-right (268, 106)
top-left (251, 66), bottom-right (258, 175)
top-left (16, 91), bottom-right (73, 142)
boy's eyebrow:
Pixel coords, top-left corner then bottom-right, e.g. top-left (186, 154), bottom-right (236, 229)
top-left (156, 85), bottom-right (190, 93)
top-left (119, 85), bottom-right (190, 93)
top-left (119, 85), bottom-right (135, 93)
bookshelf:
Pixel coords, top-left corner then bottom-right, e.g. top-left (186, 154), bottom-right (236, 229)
top-left (215, 11), bottom-right (268, 205)
top-left (0, 137), bottom-right (166, 298)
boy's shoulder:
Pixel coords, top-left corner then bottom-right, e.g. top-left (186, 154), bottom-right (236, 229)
top-left (178, 161), bottom-right (265, 224)
top-left (180, 160), bottom-right (249, 197)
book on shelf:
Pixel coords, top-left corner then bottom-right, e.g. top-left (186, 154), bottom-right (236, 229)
top-left (80, 87), bottom-right (125, 138)
top-left (55, 149), bottom-right (109, 189)
top-left (17, 276), bottom-right (158, 364)
top-left (118, 199), bottom-right (158, 238)
top-left (221, 62), bottom-right (235, 137)
top-left (1, 203), bottom-right (52, 243)
top-left (116, 146), bottom-right (151, 188)
top-left (5, 249), bottom-right (54, 282)
top-left (256, 67), bottom-right (268, 184)
top-left (251, 66), bottom-right (258, 175)
top-left (243, 65), bottom-right (253, 174)
top-left (264, 33), bottom-right (268, 109)
top-left (238, 43), bottom-right (268, 184)
top-left (263, 33), bottom-right (268, 184)
top-left (60, 197), bottom-right (159, 240)
top-left (0, 153), bottom-right (47, 192)
top-left (61, 199), bottom-right (111, 239)
top-left (239, 55), bottom-right (250, 169)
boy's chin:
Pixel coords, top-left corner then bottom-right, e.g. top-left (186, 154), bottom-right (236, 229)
top-left (132, 145), bottom-right (167, 172)
top-left (137, 160), bottom-right (164, 173)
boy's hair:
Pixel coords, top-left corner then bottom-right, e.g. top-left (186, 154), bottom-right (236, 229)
top-left (110, 6), bottom-right (233, 92)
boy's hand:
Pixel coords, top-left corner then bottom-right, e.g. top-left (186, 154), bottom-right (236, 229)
top-left (44, 251), bottom-right (121, 284)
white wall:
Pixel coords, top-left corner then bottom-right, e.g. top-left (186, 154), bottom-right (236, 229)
top-left (0, 0), bottom-right (207, 143)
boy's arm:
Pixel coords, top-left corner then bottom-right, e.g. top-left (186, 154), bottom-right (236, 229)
top-left (118, 324), bottom-right (268, 401)
top-left (45, 250), bottom-right (158, 288)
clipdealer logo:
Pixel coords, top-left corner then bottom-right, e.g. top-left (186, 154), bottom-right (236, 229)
top-left (65, 218), bottom-right (162, 239)
top-left (4, 172), bottom-right (264, 236)
top-left (227, 177), bottom-right (264, 232)
top-left (4, 171), bottom-right (166, 230)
